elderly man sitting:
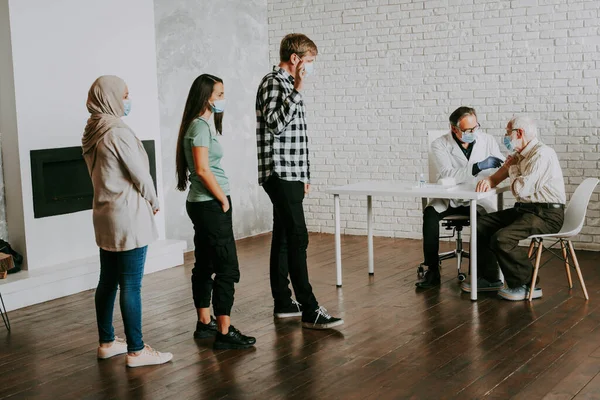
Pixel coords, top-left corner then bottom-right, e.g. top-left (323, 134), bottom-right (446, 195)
top-left (469, 115), bottom-right (566, 300)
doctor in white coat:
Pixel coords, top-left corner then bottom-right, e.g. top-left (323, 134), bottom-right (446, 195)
top-left (416, 106), bottom-right (505, 289)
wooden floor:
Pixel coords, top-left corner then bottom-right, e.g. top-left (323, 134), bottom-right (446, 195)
top-left (1, 233), bottom-right (600, 400)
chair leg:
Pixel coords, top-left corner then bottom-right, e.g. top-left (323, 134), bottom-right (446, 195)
top-left (567, 241), bottom-right (589, 300)
top-left (560, 239), bottom-right (573, 289)
top-left (527, 239), bottom-right (536, 258)
top-left (0, 291), bottom-right (10, 332)
top-left (529, 239), bottom-right (544, 301)
top-left (439, 250), bottom-right (457, 261)
top-left (456, 231), bottom-right (463, 275)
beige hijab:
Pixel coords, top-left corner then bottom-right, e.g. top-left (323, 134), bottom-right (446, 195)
top-left (82, 75), bottom-right (129, 154)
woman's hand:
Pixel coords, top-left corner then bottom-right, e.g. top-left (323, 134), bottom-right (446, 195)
top-left (221, 198), bottom-right (230, 213)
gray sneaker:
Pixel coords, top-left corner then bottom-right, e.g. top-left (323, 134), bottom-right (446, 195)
top-left (498, 285), bottom-right (543, 301)
top-left (461, 277), bottom-right (504, 293)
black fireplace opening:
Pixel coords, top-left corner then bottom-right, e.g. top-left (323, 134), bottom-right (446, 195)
top-left (30, 141), bottom-right (156, 219)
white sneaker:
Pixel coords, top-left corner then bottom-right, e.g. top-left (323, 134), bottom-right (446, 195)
top-left (126, 344), bottom-right (173, 368)
top-left (498, 285), bottom-right (543, 301)
top-left (97, 337), bottom-right (128, 359)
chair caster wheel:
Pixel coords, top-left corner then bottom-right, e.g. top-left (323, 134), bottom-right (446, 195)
top-left (417, 264), bottom-right (425, 280)
top-left (458, 273), bottom-right (467, 282)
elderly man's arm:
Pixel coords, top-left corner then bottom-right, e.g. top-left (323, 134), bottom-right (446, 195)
top-left (509, 149), bottom-right (556, 198)
top-left (475, 154), bottom-right (516, 192)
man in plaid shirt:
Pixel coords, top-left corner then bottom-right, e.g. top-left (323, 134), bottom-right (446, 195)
top-left (256, 33), bottom-right (343, 330)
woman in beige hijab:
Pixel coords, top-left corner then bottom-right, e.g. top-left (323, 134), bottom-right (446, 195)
top-left (82, 75), bottom-right (172, 368)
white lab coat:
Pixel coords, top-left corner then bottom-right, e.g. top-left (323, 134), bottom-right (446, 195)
top-left (428, 131), bottom-right (505, 213)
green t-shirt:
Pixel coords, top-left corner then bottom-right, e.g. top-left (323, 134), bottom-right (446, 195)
top-left (184, 117), bottom-right (230, 202)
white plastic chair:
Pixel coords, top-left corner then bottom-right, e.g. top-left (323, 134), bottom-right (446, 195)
top-left (526, 177), bottom-right (599, 301)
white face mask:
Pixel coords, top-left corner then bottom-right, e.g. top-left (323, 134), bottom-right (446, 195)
top-left (123, 99), bottom-right (132, 116)
top-left (211, 99), bottom-right (226, 113)
top-left (303, 62), bottom-right (315, 77)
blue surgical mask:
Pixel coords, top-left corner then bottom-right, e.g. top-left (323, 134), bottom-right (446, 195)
top-left (461, 131), bottom-right (475, 143)
top-left (211, 99), bottom-right (226, 113)
top-left (303, 62), bottom-right (314, 77)
top-left (123, 99), bottom-right (132, 116)
top-left (504, 135), bottom-right (516, 152)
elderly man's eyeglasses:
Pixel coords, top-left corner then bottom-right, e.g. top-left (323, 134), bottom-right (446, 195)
top-left (456, 123), bottom-right (480, 134)
top-left (505, 128), bottom-right (519, 136)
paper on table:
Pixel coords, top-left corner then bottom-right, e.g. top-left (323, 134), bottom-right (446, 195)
top-left (438, 177), bottom-right (456, 186)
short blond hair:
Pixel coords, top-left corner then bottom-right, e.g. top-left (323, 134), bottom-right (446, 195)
top-left (279, 33), bottom-right (318, 62)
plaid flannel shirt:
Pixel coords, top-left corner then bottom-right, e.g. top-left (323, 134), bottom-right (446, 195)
top-left (256, 66), bottom-right (310, 185)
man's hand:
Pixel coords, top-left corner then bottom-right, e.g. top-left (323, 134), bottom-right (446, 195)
top-left (304, 183), bottom-right (310, 196)
top-left (477, 156), bottom-right (504, 171)
top-left (294, 59), bottom-right (305, 91)
top-left (504, 154), bottom-right (516, 168)
top-left (476, 178), bottom-right (493, 192)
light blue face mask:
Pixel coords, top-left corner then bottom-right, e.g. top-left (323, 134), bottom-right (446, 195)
top-left (211, 99), bottom-right (226, 113)
top-left (123, 99), bottom-right (132, 116)
top-left (461, 131), bottom-right (475, 143)
top-left (504, 135), bottom-right (517, 152)
top-left (303, 62), bottom-right (314, 77)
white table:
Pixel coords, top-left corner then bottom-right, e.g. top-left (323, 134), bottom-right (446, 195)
top-left (323, 181), bottom-right (509, 300)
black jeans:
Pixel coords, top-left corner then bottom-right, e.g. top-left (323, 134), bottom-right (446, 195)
top-left (186, 196), bottom-right (240, 316)
top-left (263, 175), bottom-right (319, 312)
top-left (422, 205), bottom-right (470, 268)
top-left (478, 206), bottom-right (564, 288)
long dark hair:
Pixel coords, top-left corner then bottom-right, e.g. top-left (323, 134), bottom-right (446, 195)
top-left (176, 74), bottom-right (224, 192)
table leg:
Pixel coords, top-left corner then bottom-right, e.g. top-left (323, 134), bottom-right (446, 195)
top-left (470, 199), bottom-right (478, 301)
top-left (498, 191), bottom-right (504, 211)
top-left (335, 194), bottom-right (342, 287)
top-left (497, 191), bottom-right (505, 283)
top-left (367, 195), bottom-right (374, 275)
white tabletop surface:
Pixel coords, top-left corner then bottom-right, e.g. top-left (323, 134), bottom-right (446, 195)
top-left (323, 181), bottom-right (509, 200)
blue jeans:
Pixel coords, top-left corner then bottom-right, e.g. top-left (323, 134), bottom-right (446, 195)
top-left (95, 246), bottom-right (147, 352)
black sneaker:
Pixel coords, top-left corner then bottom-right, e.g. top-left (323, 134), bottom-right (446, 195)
top-left (274, 300), bottom-right (303, 318)
top-left (302, 306), bottom-right (344, 330)
top-left (213, 326), bottom-right (256, 350)
top-left (193, 316), bottom-right (218, 339)
top-left (415, 267), bottom-right (441, 289)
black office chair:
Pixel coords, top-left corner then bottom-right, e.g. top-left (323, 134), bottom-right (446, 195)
top-left (438, 214), bottom-right (470, 281)
top-left (417, 201), bottom-right (470, 282)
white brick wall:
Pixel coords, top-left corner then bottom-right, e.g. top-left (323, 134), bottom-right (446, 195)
top-left (267, 0), bottom-right (600, 251)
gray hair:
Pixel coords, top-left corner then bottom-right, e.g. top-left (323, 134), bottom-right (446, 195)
top-left (509, 114), bottom-right (537, 140)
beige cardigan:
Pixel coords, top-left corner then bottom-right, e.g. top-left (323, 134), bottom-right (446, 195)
top-left (84, 127), bottom-right (159, 252)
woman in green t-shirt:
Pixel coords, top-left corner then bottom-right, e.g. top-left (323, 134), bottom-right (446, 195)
top-left (175, 74), bottom-right (255, 350)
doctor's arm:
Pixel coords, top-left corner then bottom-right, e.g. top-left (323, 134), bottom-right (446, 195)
top-left (472, 138), bottom-right (506, 175)
top-left (431, 140), bottom-right (473, 184)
